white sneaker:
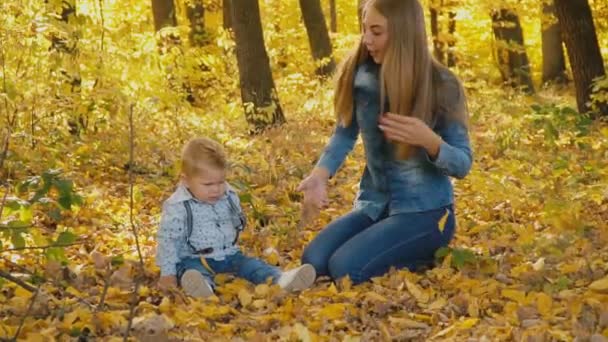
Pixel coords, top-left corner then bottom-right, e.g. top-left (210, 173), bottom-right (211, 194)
top-left (277, 264), bottom-right (316, 292)
top-left (180, 270), bottom-right (214, 298)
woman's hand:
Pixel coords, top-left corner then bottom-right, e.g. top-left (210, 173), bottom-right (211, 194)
top-left (297, 168), bottom-right (330, 209)
top-left (158, 275), bottom-right (177, 290)
top-left (378, 113), bottom-right (443, 159)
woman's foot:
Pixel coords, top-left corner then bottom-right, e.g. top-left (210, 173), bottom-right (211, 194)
top-left (277, 264), bottom-right (316, 292)
top-left (180, 270), bottom-right (214, 298)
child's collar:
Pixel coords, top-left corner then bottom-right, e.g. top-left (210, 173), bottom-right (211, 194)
top-left (165, 182), bottom-right (236, 205)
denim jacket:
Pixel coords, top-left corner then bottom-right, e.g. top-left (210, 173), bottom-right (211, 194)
top-left (155, 183), bottom-right (242, 276)
top-left (316, 60), bottom-right (473, 220)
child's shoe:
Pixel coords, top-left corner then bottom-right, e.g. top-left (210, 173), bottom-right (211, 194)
top-left (277, 264), bottom-right (316, 292)
top-left (181, 270), bottom-right (214, 298)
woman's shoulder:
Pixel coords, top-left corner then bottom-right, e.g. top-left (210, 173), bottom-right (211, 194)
top-left (433, 65), bottom-right (466, 117)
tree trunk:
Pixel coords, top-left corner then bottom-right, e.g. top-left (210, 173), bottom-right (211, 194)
top-left (446, 10), bottom-right (456, 67)
top-left (491, 8), bottom-right (535, 94)
top-left (151, 0), bottom-right (177, 31)
top-left (358, 0), bottom-right (364, 28)
top-left (223, 0), bottom-right (232, 30)
top-left (299, 0), bottom-right (336, 77)
top-left (187, 0), bottom-right (205, 46)
top-left (329, 0), bottom-right (337, 33)
top-left (541, 2), bottom-right (567, 84)
top-left (47, 0), bottom-right (83, 135)
top-left (232, 0), bottom-right (285, 130)
top-left (430, 2), bottom-right (444, 64)
top-left (554, 0), bottom-right (607, 116)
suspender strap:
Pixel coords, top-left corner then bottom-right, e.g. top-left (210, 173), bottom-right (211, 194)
top-left (184, 200), bottom-right (194, 241)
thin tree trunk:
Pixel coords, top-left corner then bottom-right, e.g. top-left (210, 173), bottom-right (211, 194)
top-left (223, 0), bottom-right (232, 30)
top-left (232, 0), bottom-right (285, 130)
top-left (430, 2), bottom-right (444, 64)
top-left (446, 10), bottom-right (456, 67)
top-left (358, 0), bottom-right (364, 29)
top-left (187, 0), bottom-right (205, 46)
top-left (491, 8), bottom-right (535, 94)
top-left (554, 0), bottom-right (607, 116)
top-left (48, 0), bottom-right (84, 135)
top-left (299, 0), bottom-right (336, 77)
top-left (541, 2), bottom-right (567, 84)
top-left (329, 0), bottom-right (337, 33)
top-left (151, 0), bottom-right (177, 31)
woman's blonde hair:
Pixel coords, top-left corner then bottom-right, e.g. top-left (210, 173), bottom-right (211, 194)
top-left (334, 0), bottom-right (467, 158)
top-left (181, 137), bottom-right (227, 177)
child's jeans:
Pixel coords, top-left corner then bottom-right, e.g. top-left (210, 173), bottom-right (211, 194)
top-left (302, 205), bottom-right (456, 284)
top-left (176, 251), bottom-right (281, 288)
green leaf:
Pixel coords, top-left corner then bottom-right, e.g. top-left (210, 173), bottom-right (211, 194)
top-left (452, 248), bottom-right (476, 269)
top-left (11, 231), bottom-right (25, 249)
top-left (56, 231), bottom-right (77, 245)
top-left (239, 192), bottom-right (253, 204)
top-left (111, 255), bottom-right (124, 266)
top-left (58, 193), bottom-right (73, 210)
top-left (434, 247), bottom-right (451, 259)
top-left (7, 220), bottom-right (29, 229)
top-left (46, 247), bottom-right (66, 262)
top-left (19, 204), bottom-right (33, 223)
top-left (49, 208), bottom-right (62, 221)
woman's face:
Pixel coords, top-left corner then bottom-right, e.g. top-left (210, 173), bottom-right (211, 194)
top-left (362, 5), bottom-right (389, 64)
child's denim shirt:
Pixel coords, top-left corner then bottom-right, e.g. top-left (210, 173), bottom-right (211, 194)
top-left (156, 183), bottom-right (242, 276)
top-left (317, 60), bottom-right (473, 220)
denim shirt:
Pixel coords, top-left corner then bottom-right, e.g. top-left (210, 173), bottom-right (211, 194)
top-left (155, 183), bottom-right (241, 276)
top-left (316, 60), bottom-right (473, 220)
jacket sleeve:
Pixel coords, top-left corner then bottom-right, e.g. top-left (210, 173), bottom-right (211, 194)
top-left (156, 202), bottom-right (187, 276)
top-left (315, 118), bottom-right (360, 177)
top-left (428, 119), bottom-right (473, 179)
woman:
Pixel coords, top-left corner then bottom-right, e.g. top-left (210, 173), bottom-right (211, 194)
top-left (298, 0), bottom-right (473, 284)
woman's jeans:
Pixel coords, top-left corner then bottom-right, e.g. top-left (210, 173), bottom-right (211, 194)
top-left (302, 205), bottom-right (455, 284)
top-left (176, 251), bottom-right (281, 288)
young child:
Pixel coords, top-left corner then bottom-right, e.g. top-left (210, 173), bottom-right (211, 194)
top-left (156, 137), bottom-right (316, 298)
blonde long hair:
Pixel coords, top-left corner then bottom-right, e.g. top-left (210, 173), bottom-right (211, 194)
top-left (334, 0), bottom-right (467, 158)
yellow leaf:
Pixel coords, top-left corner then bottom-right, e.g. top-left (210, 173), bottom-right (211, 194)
top-left (589, 276), bottom-right (608, 293)
top-left (14, 286), bottom-right (32, 299)
top-left (428, 297), bottom-right (447, 310)
top-left (536, 292), bottom-right (553, 317)
top-left (365, 292), bottom-right (388, 302)
top-left (238, 288), bottom-right (253, 307)
top-left (438, 208), bottom-right (449, 233)
top-left (293, 323), bottom-right (312, 342)
top-left (318, 303), bottom-right (347, 320)
top-left (457, 318), bottom-right (479, 329)
top-left (406, 280), bottom-right (430, 303)
top-left (388, 316), bottom-right (429, 329)
top-left (502, 289), bottom-right (527, 303)
top-left (254, 284), bottom-right (270, 297)
top-left (158, 297), bottom-right (172, 314)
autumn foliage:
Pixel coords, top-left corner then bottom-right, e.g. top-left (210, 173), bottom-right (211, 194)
top-left (1, 0), bottom-right (608, 340)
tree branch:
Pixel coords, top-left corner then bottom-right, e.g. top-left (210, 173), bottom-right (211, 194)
top-left (13, 284), bottom-right (41, 341)
top-left (1, 241), bottom-right (83, 252)
top-left (0, 270), bottom-right (36, 292)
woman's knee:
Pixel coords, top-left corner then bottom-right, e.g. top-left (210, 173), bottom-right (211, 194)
top-left (328, 252), bottom-right (367, 285)
top-left (301, 245), bottom-right (329, 276)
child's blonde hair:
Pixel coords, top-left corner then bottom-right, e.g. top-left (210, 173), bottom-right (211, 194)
top-left (181, 137), bottom-right (227, 177)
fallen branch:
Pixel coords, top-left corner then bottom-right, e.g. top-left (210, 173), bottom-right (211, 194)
top-left (12, 284), bottom-right (41, 341)
top-left (124, 103), bottom-right (145, 342)
top-left (0, 270), bottom-right (36, 292)
top-left (1, 241), bottom-right (84, 252)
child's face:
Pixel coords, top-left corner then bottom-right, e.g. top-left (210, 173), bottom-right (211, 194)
top-left (182, 167), bottom-right (226, 204)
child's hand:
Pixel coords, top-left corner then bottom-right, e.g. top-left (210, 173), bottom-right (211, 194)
top-left (158, 275), bottom-right (177, 290)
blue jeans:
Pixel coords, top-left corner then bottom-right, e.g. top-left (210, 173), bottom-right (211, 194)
top-left (301, 205), bottom-right (455, 284)
top-left (176, 251), bottom-right (281, 288)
